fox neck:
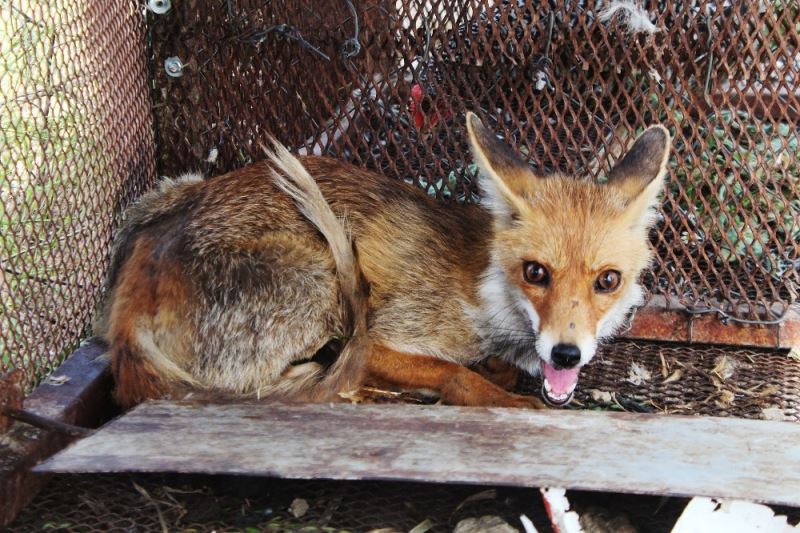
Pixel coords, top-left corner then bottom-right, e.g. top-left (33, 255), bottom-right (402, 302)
top-left (474, 253), bottom-right (542, 376)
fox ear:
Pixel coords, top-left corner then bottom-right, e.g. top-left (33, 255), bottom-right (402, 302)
top-left (607, 125), bottom-right (670, 221)
top-left (466, 112), bottom-right (534, 220)
top-left (607, 125), bottom-right (670, 201)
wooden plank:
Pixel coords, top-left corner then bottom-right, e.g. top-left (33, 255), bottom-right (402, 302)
top-left (36, 401), bottom-right (800, 507)
top-left (0, 338), bottom-right (115, 527)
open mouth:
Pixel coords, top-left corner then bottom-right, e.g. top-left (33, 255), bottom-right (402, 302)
top-left (541, 361), bottom-right (580, 406)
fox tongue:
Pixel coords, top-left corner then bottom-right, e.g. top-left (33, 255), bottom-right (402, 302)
top-left (542, 362), bottom-right (580, 396)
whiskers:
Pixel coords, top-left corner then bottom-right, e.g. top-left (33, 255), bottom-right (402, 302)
top-left (478, 304), bottom-right (539, 362)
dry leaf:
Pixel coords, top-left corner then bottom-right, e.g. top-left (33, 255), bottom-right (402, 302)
top-left (589, 389), bottom-right (614, 403)
top-left (454, 516), bottom-right (518, 533)
top-left (48, 375), bottom-right (70, 386)
top-left (408, 519), bottom-right (434, 533)
top-left (761, 407), bottom-right (788, 421)
top-left (662, 368), bottom-right (683, 384)
top-left (289, 498), bottom-right (309, 518)
top-left (626, 362), bottom-right (651, 385)
top-left (337, 390), bottom-right (363, 403)
top-left (659, 352), bottom-right (669, 379)
top-left (753, 384), bottom-right (780, 398)
top-left (453, 489), bottom-right (497, 514)
top-left (716, 390), bottom-right (735, 406)
top-left (712, 356), bottom-right (738, 380)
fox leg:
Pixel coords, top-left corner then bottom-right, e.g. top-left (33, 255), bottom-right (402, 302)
top-left (367, 345), bottom-right (544, 408)
top-left (471, 357), bottom-right (520, 391)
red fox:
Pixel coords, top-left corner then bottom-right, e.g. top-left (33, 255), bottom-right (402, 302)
top-left (97, 113), bottom-right (669, 408)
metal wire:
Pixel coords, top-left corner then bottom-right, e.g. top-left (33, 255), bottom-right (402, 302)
top-left (2, 0), bottom-right (798, 395)
top-left (0, 0), bottom-right (156, 392)
top-left (149, 0), bottom-right (799, 325)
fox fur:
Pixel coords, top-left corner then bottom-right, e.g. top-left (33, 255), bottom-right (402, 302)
top-left (98, 113), bottom-right (670, 408)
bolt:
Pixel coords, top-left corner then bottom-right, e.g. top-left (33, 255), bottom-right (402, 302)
top-left (147, 0), bottom-right (171, 15)
top-left (164, 56), bottom-right (184, 78)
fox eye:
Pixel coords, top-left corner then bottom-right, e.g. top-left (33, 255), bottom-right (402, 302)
top-left (595, 270), bottom-right (621, 293)
top-left (523, 261), bottom-right (549, 286)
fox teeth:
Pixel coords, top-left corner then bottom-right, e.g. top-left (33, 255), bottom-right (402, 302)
top-left (543, 379), bottom-right (577, 397)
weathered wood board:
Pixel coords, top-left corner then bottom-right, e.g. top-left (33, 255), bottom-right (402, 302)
top-left (1, 338), bottom-right (114, 527)
top-left (36, 401), bottom-right (800, 506)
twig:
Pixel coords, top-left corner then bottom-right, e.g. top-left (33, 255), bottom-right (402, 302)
top-left (132, 482), bottom-right (169, 533)
top-left (2, 1), bottom-right (46, 28)
top-left (340, 0), bottom-right (361, 62)
top-left (0, 406), bottom-right (94, 438)
top-left (1, 265), bottom-right (87, 289)
top-left (247, 24), bottom-right (330, 61)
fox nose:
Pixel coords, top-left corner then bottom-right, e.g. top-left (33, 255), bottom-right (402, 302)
top-left (551, 344), bottom-right (581, 368)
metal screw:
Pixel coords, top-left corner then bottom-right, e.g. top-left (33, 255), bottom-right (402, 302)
top-left (147, 0), bottom-right (171, 14)
top-left (164, 56), bottom-right (184, 78)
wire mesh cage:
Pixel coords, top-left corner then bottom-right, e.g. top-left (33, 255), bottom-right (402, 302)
top-left (0, 0), bottom-right (798, 394)
top-left (0, 1), bottom-right (155, 392)
top-left (148, 0), bottom-right (799, 332)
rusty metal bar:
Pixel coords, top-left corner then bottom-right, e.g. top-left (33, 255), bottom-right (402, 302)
top-left (0, 339), bottom-right (114, 528)
top-left (626, 296), bottom-right (799, 349)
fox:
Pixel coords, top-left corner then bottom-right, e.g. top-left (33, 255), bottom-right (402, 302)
top-left (96, 112), bottom-right (670, 408)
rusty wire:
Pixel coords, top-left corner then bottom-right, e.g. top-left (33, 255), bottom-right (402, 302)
top-left (150, 0), bottom-right (799, 326)
top-left (0, 1), bottom-right (155, 392)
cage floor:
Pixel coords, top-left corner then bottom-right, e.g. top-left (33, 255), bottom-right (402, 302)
top-left (556, 339), bottom-right (799, 421)
top-left (10, 474), bottom-right (800, 532)
top-left (8, 473), bottom-right (689, 533)
top-left (7, 338), bottom-right (800, 531)
top-left (354, 339), bottom-right (800, 421)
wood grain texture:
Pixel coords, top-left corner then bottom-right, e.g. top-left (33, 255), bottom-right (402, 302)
top-left (36, 401), bottom-right (800, 506)
top-left (1, 338), bottom-right (114, 527)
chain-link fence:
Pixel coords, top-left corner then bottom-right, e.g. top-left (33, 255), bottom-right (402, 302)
top-left (0, 1), bottom-right (155, 392)
top-left (1, 1), bottom-right (798, 393)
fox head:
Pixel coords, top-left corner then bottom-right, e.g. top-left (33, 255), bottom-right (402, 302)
top-left (466, 112), bottom-right (670, 406)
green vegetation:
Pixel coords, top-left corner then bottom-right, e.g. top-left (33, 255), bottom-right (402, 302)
top-left (669, 108), bottom-right (799, 276)
top-left (1, 2), bottom-right (110, 389)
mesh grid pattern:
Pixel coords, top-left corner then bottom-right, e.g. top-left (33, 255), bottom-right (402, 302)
top-left (576, 339), bottom-right (800, 420)
top-left (0, 1), bottom-right (155, 391)
top-left (150, 0), bottom-right (798, 323)
top-left (10, 474), bottom-right (691, 532)
top-left (1, 1), bottom-right (798, 394)
top-left (364, 338), bottom-right (800, 421)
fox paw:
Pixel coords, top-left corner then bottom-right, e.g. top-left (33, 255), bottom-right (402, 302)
top-left (499, 393), bottom-right (547, 409)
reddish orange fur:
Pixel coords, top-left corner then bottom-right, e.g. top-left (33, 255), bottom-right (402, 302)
top-left (107, 232), bottom-right (193, 407)
top-left (367, 345), bottom-right (544, 408)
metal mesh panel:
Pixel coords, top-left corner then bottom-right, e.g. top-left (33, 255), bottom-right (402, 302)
top-left (361, 339), bottom-right (799, 421)
top-left (149, 0), bottom-right (798, 323)
top-left (10, 474), bottom-right (691, 532)
top-left (576, 339), bottom-right (800, 420)
top-left (0, 2), bottom-right (156, 391)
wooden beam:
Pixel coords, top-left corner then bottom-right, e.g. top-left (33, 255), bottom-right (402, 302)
top-left (36, 401), bottom-right (800, 507)
top-left (0, 338), bottom-right (114, 528)
top-left (625, 296), bottom-right (799, 349)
